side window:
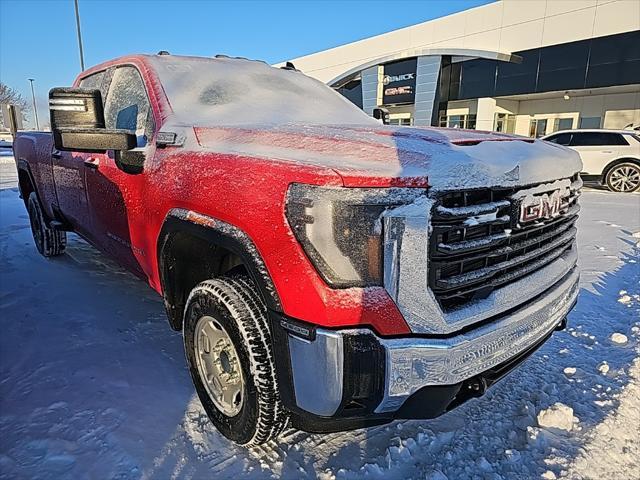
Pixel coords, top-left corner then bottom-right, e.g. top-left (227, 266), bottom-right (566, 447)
top-left (79, 72), bottom-right (104, 89)
top-left (546, 133), bottom-right (572, 146)
top-left (608, 134), bottom-right (629, 146)
top-left (569, 133), bottom-right (587, 146)
top-left (104, 66), bottom-right (154, 144)
top-left (570, 132), bottom-right (629, 146)
top-left (79, 71), bottom-right (108, 105)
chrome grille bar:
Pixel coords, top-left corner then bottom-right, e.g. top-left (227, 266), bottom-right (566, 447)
top-left (429, 175), bottom-right (581, 311)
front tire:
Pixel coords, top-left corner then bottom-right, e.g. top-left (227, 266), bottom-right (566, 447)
top-left (27, 192), bottom-right (66, 257)
top-left (183, 275), bottom-right (288, 446)
top-left (604, 162), bottom-right (640, 193)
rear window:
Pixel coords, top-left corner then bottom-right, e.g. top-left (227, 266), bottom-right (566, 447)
top-left (569, 132), bottom-right (629, 146)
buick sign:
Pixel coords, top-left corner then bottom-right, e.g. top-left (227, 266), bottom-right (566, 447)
top-left (383, 73), bottom-right (415, 85)
top-left (382, 58), bottom-right (417, 105)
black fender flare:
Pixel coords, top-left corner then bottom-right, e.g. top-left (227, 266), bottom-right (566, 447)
top-left (157, 208), bottom-right (282, 330)
top-left (15, 158), bottom-right (38, 201)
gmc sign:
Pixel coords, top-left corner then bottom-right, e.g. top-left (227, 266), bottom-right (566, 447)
top-left (382, 58), bottom-right (417, 105)
top-left (519, 189), bottom-right (570, 223)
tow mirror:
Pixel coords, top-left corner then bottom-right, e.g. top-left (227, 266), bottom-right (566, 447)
top-left (49, 87), bottom-right (136, 153)
top-left (52, 128), bottom-right (137, 152)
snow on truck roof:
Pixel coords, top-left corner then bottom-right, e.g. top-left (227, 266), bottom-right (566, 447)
top-left (144, 54), bottom-right (377, 127)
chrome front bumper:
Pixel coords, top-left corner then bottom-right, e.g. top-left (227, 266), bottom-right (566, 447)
top-left (286, 265), bottom-right (579, 417)
top-left (376, 265), bottom-right (579, 412)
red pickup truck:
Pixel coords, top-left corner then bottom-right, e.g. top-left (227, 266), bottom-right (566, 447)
top-left (13, 53), bottom-right (583, 446)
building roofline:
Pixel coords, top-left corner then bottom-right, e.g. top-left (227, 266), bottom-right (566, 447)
top-left (327, 48), bottom-right (520, 87)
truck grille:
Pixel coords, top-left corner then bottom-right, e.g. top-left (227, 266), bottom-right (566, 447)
top-left (429, 175), bottom-right (581, 311)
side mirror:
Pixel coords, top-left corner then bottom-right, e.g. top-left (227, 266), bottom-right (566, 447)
top-left (52, 128), bottom-right (137, 152)
top-left (372, 107), bottom-right (390, 125)
top-left (49, 87), bottom-right (136, 153)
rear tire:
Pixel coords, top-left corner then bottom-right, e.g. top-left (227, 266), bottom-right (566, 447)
top-left (604, 162), bottom-right (640, 193)
top-left (183, 275), bottom-right (288, 446)
top-left (27, 192), bottom-right (66, 257)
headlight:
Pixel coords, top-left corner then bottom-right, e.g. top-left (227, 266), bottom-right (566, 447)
top-left (286, 184), bottom-right (426, 287)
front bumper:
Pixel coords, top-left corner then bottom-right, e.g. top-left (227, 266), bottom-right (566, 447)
top-left (270, 267), bottom-right (579, 433)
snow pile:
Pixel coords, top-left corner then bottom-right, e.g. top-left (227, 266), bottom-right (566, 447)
top-left (565, 359), bottom-right (640, 479)
top-left (537, 403), bottom-right (577, 432)
top-left (611, 333), bottom-right (629, 344)
top-left (618, 291), bottom-right (632, 304)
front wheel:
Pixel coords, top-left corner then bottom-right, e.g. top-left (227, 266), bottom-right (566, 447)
top-left (183, 275), bottom-right (288, 446)
top-left (605, 162), bottom-right (640, 193)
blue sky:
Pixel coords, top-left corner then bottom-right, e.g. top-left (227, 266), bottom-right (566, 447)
top-left (1, 0), bottom-right (492, 127)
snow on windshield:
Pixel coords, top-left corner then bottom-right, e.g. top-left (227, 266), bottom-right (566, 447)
top-left (149, 55), bottom-right (376, 127)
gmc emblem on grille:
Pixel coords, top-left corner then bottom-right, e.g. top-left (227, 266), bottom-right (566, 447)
top-left (519, 189), bottom-right (569, 223)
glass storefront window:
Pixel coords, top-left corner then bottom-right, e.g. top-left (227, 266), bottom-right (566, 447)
top-left (553, 117), bottom-right (574, 132)
top-left (388, 117), bottom-right (413, 126)
top-left (579, 116), bottom-right (601, 129)
top-left (467, 114), bottom-right (477, 129)
top-left (444, 114), bottom-right (476, 129)
top-left (448, 115), bottom-right (465, 128)
top-left (494, 113), bottom-right (516, 133)
top-left (529, 118), bottom-right (548, 138)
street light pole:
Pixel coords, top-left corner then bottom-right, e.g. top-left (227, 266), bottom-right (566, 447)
top-left (27, 78), bottom-right (40, 131)
top-left (74, 0), bottom-right (85, 71)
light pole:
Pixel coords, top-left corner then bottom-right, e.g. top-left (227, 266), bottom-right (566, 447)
top-left (27, 78), bottom-right (40, 131)
top-left (74, 0), bottom-right (85, 71)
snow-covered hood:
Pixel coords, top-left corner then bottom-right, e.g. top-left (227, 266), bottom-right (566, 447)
top-left (191, 124), bottom-right (583, 190)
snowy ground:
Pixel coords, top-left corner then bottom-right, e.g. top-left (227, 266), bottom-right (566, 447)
top-left (0, 156), bottom-right (638, 480)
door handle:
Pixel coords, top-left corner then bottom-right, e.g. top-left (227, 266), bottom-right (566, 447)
top-left (83, 158), bottom-right (100, 170)
top-left (601, 150), bottom-right (613, 153)
top-left (52, 151), bottom-right (63, 159)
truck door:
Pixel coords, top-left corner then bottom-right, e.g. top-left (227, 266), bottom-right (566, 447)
top-left (84, 65), bottom-right (155, 276)
top-left (51, 150), bottom-right (92, 236)
top-left (51, 71), bottom-right (108, 237)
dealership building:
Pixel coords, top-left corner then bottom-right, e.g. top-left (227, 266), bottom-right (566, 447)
top-left (281, 0), bottom-right (640, 136)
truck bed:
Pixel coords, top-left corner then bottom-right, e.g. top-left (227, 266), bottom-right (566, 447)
top-left (13, 132), bottom-right (57, 219)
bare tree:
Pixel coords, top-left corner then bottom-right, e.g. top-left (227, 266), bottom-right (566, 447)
top-left (0, 83), bottom-right (29, 120)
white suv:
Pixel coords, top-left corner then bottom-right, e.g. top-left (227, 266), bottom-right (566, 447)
top-left (543, 129), bottom-right (640, 193)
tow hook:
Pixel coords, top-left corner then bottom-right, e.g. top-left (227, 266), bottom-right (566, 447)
top-left (555, 317), bottom-right (568, 331)
top-left (464, 376), bottom-right (488, 399)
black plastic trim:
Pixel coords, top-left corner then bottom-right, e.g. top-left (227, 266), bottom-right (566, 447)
top-left (269, 312), bottom-right (388, 433)
top-left (157, 211), bottom-right (282, 330)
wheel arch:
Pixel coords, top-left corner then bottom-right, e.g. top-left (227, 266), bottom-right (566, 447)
top-left (601, 157), bottom-right (640, 183)
top-left (157, 209), bottom-right (282, 331)
top-left (16, 160), bottom-right (38, 207)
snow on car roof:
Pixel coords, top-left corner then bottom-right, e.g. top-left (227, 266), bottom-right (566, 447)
top-left (146, 54), bottom-right (377, 127)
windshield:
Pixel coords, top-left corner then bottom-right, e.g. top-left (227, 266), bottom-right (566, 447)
top-left (149, 55), bottom-right (376, 127)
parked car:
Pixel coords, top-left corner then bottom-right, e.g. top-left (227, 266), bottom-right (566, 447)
top-left (13, 53), bottom-right (582, 446)
top-left (0, 137), bottom-right (13, 155)
top-left (543, 129), bottom-right (640, 192)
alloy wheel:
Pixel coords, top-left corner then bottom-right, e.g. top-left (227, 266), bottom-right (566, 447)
top-left (608, 164), bottom-right (640, 192)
